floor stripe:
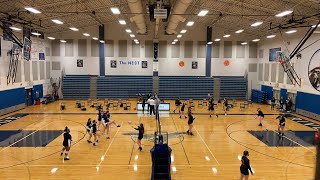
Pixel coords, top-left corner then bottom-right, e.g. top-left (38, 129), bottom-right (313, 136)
top-left (193, 126), bottom-right (220, 165)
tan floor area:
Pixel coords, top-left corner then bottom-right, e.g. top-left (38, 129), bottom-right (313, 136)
top-left (0, 100), bottom-right (317, 180)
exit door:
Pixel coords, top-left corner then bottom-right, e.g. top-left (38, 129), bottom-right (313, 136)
top-left (25, 88), bottom-right (33, 106)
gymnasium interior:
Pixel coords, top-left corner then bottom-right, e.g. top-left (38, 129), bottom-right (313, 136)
top-left (0, 0), bottom-right (319, 179)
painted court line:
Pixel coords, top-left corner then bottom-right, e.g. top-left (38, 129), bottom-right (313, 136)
top-left (97, 121), bottom-right (124, 167)
top-left (193, 126), bottom-right (220, 165)
top-left (270, 129), bottom-right (316, 155)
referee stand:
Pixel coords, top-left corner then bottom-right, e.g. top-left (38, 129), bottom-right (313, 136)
top-left (151, 95), bottom-right (172, 180)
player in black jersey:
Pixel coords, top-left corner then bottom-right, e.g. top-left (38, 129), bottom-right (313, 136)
top-left (102, 110), bottom-right (121, 139)
top-left (86, 118), bottom-right (93, 143)
top-left (179, 102), bottom-right (187, 119)
top-left (223, 98), bottom-right (228, 116)
top-left (97, 110), bottom-right (103, 128)
top-left (240, 150), bottom-right (253, 180)
top-left (61, 127), bottom-right (72, 160)
top-left (187, 107), bottom-right (195, 136)
top-left (92, 120), bottom-right (100, 146)
top-left (173, 97), bottom-right (182, 113)
top-left (208, 96), bottom-right (218, 118)
top-left (255, 108), bottom-right (264, 126)
top-left (132, 123), bottom-right (144, 151)
top-left (276, 115), bottom-right (286, 136)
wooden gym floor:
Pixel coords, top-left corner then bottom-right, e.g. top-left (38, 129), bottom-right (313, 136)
top-left (0, 100), bottom-right (317, 180)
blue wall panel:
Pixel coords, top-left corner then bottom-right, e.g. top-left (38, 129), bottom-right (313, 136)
top-left (33, 84), bottom-right (43, 100)
top-left (0, 88), bottom-right (25, 110)
top-left (261, 85), bottom-right (273, 100)
top-left (296, 91), bottom-right (320, 115)
top-left (280, 88), bottom-right (287, 100)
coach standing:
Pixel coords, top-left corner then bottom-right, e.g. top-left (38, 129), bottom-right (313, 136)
top-left (147, 97), bottom-right (156, 116)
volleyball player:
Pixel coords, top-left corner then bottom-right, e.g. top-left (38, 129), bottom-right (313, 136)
top-left (187, 107), bottom-right (195, 136)
top-left (223, 98), bottom-right (228, 115)
top-left (180, 102), bottom-right (187, 119)
top-left (208, 96), bottom-right (218, 118)
top-left (173, 97), bottom-right (181, 113)
top-left (255, 108), bottom-right (264, 126)
top-left (86, 118), bottom-right (92, 143)
top-left (276, 115), bottom-right (286, 136)
top-left (97, 110), bottom-right (102, 128)
top-left (102, 110), bottom-right (121, 139)
top-left (240, 150), bottom-right (253, 180)
top-left (61, 126), bottom-right (72, 160)
top-left (92, 120), bottom-right (100, 146)
top-left (271, 96), bottom-right (276, 110)
top-left (132, 123), bottom-right (144, 151)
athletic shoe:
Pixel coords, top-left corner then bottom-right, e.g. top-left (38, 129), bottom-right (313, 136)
top-left (96, 140), bottom-right (99, 142)
top-left (179, 116), bottom-right (181, 119)
top-left (138, 147), bottom-right (142, 151)
top-left (210, 115), bottom-right (212, 118)
top-left (106, 137), bottom-right (110, 139)
top-left (87, 140), bottom-right (92, 143)
top-left (259, 123), bottom-right (262, 126)
top-left (190, 132), bottom-right (194, 136)
top-left (64, 158), bottom-right (70, 160)
top-left (173, 110), bottom-right (175, 113)
top-left (117, 125), bottom-right (121, 127)
top-left (184, 116), bottom-right (187, 119)
top-left (93, 143), bottom-right (97, 146)
top-left (216, 115), bottom-right (219, 118)
top-left (60, 152), bottom-right (63, 156)
top-left (187, 130), bottom-right (190, 135)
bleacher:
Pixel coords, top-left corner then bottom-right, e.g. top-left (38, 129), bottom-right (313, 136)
top-left (62, 75), bottom-right (91, 99)
top-left (158, 76), bottom-right (213, 100)
top-left (214, 76), bottom-right (247, 100)
top-left (97, 76), bottom-right (153, 99)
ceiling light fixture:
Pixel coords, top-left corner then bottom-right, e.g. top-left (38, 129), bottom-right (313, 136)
top-left (99, 40), bottom-right (105, 43)
top-left (223, 34), bottom-right (231, 38)
top-left (235, 29), bottom-right (244, 33)
top-left (69, 27), bottom-right (79, 31)
top-left (31, 32), bottom-right (41, 36)
top-left (130, 34), bottom-right (135, 37)
top-left (286, 30), bottom-right (297, 34)
top-left (9, 26), bottom-right (21, 31)
top-left (275, 10), bottom-right (293, 17)
top-left (51, 19), bottom-right (63, 24)
top-left (92, 37), bottom-right (98, 40)
top-left (25, 7), bottom-right (41, 14)
top-left (180, 29), bottom-right (187, 33)
top-left (60, 40), bottom-right (67, 43)
top-left (134, 39), bottom-right (138, 42)
top-left (48, 37), bottom-right (55, 40)
top-left (119, 20), bottom-right (126, 25)
top-left (207, 41), bottom-right (213, 45)
top-left (241, 42), bottom-right (247, 45)
top-left (174, 39), bottom-right (178, 42)
top-left (266, 35), bottom-right (276, 38)
top-left (177, 34), bottom-right (182, 38)
top-left (214, 39), bottom-right (221, 41)
top-left (83, 33), bottom-right (90, 36)
top-left (135, 41), bottom-right (140, 44)
top-left (125, 29), bottom-right (132, 33)
top-left (198, 10), bottom-right (209, 16)
top-left (172, 42), bottom-right (176, 45)
top-left (110, 7), bottom-right (120, 14)
top-left (251, 21), bottom-right (263, 27)
top-left (186, 21), bottom-right (194, 26)
top-left (252, 39), bottom-right (260, 42)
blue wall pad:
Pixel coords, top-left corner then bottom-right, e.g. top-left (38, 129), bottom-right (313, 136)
top-left (280, 88), bottom-right (287, 100)
top-left (296, 91), bottom-right (320, 116)
top-left (248, 130), bottom-right (316, 146)
top-left (0, 113), bottom-right (28, 126)
top-left (0, 88), bottom-right (25, 110)
top-left (0, 130), bottom-right (64, 147)
top-left (261, 85), bottom-right (273, 100)
top-left (33, 84), bottom-right (44, 100)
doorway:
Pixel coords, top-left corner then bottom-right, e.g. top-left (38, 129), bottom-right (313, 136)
top-left (25, 88), bottom-right (33, 106)
top-left (287, 92), bottom-right (297, 111)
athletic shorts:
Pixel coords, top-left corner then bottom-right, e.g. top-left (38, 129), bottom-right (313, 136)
top-left (87, 129), bottom-right (91, 133)
top-left (279, 123), bottom-right (285, 127)
top-left (188, 121), bottom-right (193, 125)
top-left (209, 106), bottom-right (214, 111)
top-left (138, 135), bottom-right (143, 140)
top-left (93, 132), bottom-right (97, 135)
top-left (240, 167), bottom-right (249, 175)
